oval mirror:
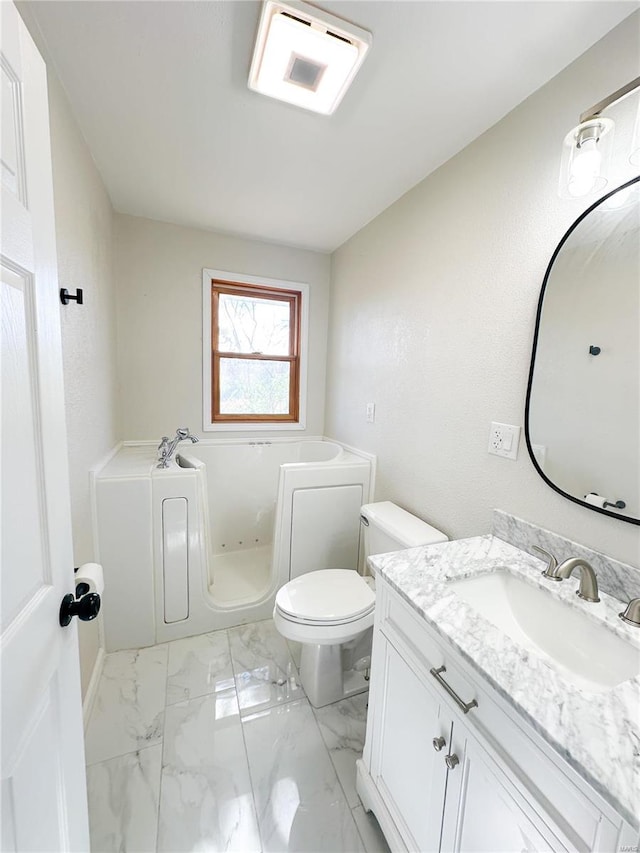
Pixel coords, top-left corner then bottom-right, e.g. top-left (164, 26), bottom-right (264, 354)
top-left (525, 175), bottom-right (640, 525)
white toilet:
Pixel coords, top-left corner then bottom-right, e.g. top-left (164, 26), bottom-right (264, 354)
top-left (273, 501), bottom-right (448, 707)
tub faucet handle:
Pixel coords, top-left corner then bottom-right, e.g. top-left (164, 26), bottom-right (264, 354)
top-left (176, 427), bottom-right (199, 444)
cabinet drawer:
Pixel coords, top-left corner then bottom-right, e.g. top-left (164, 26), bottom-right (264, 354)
top-left (381, 584), bottom-right (478, 717)
top-left (379, 582), bottom-right (625, 852)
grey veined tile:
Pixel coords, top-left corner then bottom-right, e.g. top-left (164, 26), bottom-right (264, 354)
top-left (158, 689), bottom-right (261, 853)
top-left (229, 619), bottom-right (304, 715)
top-left (314, 693), bottom-right (369, 808)
top-left (85, 645), bottom-right (168, 765)
top-left (166, 629), bottom-right (234, 705)
top-left (86, 744), bottom-right (162, 853)
top-left (286, 638), bottom-right (302, 671)
top-left (352, 805), bottom-right (391, 853)
top-left (243, 698), bottom-right (362, 853)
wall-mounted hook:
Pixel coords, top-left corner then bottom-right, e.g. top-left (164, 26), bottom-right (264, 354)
top-left (60, 288), bottom-right (83, 305)
top-left (588, 345), bottom-right (601, 356)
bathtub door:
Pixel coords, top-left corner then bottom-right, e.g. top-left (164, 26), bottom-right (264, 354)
top-left (1, 5), bottom-right (89, 850)
top-left (289, 484), bottom-right (363, 578)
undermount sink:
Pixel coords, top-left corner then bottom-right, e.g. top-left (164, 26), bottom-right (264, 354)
top-left (448, 570), bottom-right (640, 692)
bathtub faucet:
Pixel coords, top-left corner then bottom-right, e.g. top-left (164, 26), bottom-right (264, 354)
top-left (157, 427), bottom-right (199, 468)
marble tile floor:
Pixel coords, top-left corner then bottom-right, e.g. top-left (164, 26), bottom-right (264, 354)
top-left (84, 618), bottom-right (390, 853)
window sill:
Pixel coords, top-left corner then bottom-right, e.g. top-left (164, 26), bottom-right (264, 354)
top-left (203, 420), bottom-right (306, 432)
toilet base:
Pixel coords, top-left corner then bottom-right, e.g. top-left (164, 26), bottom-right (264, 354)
top-left (299, 631), bottom-right (372, 708)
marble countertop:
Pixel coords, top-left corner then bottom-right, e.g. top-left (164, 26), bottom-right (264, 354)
top-left (368, 535), bottom-right (640, 829)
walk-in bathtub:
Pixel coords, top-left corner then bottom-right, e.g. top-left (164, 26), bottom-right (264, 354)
top-left (93, 439), bottom-right (373, 651)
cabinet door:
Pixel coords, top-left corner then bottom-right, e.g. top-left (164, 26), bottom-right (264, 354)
top-left (441, 722), bottom-right (567, 853)
top-left (373, 637), bottom-right (449, 852)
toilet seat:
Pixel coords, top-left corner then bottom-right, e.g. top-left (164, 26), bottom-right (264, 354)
top-left (275, 569), bottom-right (375, 626)
top-left (274, 569), bottom-right (376, 646)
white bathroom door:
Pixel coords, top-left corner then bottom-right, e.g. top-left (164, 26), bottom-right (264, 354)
top-left (1, 3), bottom-right (90, 850)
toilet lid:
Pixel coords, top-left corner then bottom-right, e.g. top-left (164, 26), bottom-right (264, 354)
top-left (276, 569), bottom-right (375, 624)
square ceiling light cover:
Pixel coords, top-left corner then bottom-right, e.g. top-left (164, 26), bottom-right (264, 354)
top-left (249, 1), bottom-right (372, 115)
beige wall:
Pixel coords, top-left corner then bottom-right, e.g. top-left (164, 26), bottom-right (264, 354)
top-left (114, 214), bottom-right (331, 440)
top-left (325, 15), bottom-right (640, 567)
top-left (48, 73), bottom-right (118, 696)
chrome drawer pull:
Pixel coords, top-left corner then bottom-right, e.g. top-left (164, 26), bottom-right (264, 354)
top-left (429, 665), bottom-right (478, 714)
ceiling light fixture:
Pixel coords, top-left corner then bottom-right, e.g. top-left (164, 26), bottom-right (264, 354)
top-left (559, 76), bottom-right (640, 199)
top-left (248, 1), bottom-right (372, 115)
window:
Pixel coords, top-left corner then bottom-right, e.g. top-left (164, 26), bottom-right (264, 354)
top-left (203, 270), bottom-right (308, 430)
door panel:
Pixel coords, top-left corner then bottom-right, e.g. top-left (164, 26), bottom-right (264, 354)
top-left (289, 484), bottom-right (362, 578)
top-left (5, 684), bottom-right (65, 850)
top-left (1, 45), bottom-right (27, 202)
top-left (1, 263), bottom-right (48, 627)
top-left (1, 4), bottom-right (89, 850)
top-left (441, 725), bottom-right (566, 853)
top-left (375, 638), bottom-right (448, 852)
top-left (162, 497), bottom-right (189, 623)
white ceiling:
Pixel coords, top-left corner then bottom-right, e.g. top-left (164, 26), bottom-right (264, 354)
top-left (23, 1), bottom-right (638, 252)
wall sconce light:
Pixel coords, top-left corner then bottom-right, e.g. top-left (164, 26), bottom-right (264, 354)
top-left (559, 76), bottom-right (640, 199)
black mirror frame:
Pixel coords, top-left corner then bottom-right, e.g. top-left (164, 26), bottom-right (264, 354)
top-left (524, 174), bottom-right (640, 526)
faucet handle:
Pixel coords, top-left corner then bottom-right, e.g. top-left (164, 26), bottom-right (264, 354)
top-left (619, 598), bottom-right (640, 628)
top-left (175, 427), bottom-right (198, 443)
top-left (532, 545), bottom-right (561, 581)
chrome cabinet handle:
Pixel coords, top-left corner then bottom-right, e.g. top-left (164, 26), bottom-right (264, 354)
top-left (445, 753), bottom-right (459, 770)
top-left (432, 736), bottom-right (446, 752)
top-left (429, 666), bottom-right (478, 714)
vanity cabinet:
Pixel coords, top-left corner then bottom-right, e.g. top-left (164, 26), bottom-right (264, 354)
top-left (373, 637), bottom-right (449, 851)
top-left (357, 578), bottom-right (637, 853)
top-left (441, 714), bottom-right (562, 852)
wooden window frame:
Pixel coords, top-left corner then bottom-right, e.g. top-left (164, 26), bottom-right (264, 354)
top-left (210, 279), bottom-right (302, 424)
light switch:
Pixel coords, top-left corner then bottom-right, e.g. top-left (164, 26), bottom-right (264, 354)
top-left (366, 403), bottom-right (376, 423)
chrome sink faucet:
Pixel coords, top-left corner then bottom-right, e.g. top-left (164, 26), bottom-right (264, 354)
top-left (157, 427), bottom-right (198, 468)
top-left (554, 558), bottom-right (600, 603)
top-left (534, 546), bottom-right (600, 603)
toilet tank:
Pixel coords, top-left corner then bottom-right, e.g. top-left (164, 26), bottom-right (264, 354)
top-left (360, 501), bottom-right (447, 559)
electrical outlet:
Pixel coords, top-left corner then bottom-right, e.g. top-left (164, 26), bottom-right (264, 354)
top-left (488, 422), bottom-right (521, 460)
top-left (366, 402), bottom-right (376, 423)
